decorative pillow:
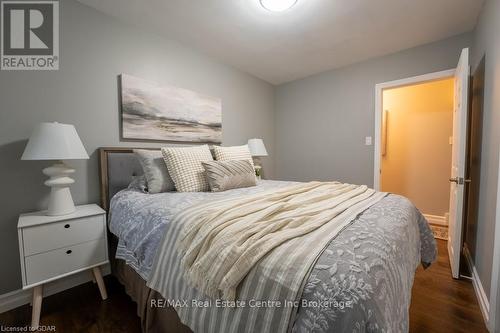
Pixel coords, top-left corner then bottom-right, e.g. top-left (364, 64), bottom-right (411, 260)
top-left (161, 145), bottom-right (213, 192)
top-left (127, 175), bottom-right (148, 193)
top-left (134, 149), bottom-right (175, 193)
top-left (202, 160), bottom-right (256, 192)
top-left (212, 144), bottom-right (254, 168)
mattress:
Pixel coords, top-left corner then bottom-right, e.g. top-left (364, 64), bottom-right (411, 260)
top-left (109, 180), bottom-right (436, 332)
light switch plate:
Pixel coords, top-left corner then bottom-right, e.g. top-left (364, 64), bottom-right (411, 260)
top-left (365, 136), bottom-right (372, 146)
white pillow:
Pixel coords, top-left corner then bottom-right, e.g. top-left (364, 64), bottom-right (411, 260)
top-left (212, 144), bottom-right (254, 168)
top-left (161, 145), bottom-right (213, 192)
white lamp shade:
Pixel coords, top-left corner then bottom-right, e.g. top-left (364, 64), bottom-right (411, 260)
top-left (21, 122), bottom-right (89, 160)
top-left (247, 138), bottom-right (268, 157)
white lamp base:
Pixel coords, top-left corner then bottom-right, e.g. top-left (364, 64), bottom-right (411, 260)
top-left (43, 163), bottom-right (76, 216)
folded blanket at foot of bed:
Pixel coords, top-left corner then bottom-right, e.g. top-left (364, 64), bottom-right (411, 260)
top-left (147, 182), bottom-right (403, 333)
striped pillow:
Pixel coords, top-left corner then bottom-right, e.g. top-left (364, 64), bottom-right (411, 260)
top-left (202, 160), bottom-right (256, 192)
top-left (212, 145), bottom-right (254, 168)
top-left (161, 145), bottom-right (213, 192)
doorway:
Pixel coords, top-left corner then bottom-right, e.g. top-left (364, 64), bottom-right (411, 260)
top-left (380, 78), bottom-right (454, 240)
top-left (373, 68), bottom-right (456, 190)
top-left (374, 49), bottom-right (471, 279)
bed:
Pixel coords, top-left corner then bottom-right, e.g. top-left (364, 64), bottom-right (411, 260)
top-left (99, 147), bottom-right (437, 333)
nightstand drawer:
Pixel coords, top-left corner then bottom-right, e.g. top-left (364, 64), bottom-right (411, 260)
top-left (23, 215), bottom-right (105, 256)
top-left (25, 238), bottom-right (107, 286)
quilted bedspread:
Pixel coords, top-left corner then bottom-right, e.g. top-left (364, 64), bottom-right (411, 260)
top-left (109, 180), bottom-right (436, 332)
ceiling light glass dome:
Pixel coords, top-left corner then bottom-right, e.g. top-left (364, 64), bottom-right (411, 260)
top-left (260, 0), bottom-right (298, 12)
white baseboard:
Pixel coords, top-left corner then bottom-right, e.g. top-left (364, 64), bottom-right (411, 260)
top-left (423, 213), bottom-right (448, 226)
top-left (0, 264), bottom-right (110, 314)
top-left (464, 246), bottom-right (490, 329)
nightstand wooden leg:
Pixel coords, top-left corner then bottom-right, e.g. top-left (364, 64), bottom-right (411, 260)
top-left (31, 285), bottom-right (43, 330)
top-left (92, 267), bottom-right (108, 300)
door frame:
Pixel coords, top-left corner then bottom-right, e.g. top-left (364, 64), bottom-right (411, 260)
top-left (489, 146), bottom-right (500, 332)
top-left (373, 68), bottom-right (456, 190)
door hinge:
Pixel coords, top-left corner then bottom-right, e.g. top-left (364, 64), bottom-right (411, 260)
top-left (449, 177), bottom-right (465, 185)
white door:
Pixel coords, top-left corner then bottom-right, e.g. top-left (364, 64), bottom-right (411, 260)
top-left (448, 48), bottom-right (470, 279)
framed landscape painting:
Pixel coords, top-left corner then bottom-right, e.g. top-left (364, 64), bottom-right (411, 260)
top-left (120, 74), bottom-right (222, 143)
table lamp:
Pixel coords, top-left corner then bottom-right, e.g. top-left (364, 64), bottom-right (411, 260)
top-left (248, 138), bottom-right (268, 179)
top-left (21, 122), bottom-right (89, 216)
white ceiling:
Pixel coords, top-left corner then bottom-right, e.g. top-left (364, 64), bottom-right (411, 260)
top-left (78, 0), bottom-right (484, 84)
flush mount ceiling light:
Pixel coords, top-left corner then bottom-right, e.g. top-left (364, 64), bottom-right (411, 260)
top-left (260, 0), bottom-right (298, 12)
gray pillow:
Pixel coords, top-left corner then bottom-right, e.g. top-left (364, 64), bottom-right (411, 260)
top-left (127, 175), bottom-right (148, 193)
top-left (202, 160), bottom-right (256, 192)
top-left (134, 149), bottom-right (175, 193)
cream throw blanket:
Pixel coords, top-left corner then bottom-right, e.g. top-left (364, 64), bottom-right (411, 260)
top-left (177, 181), bottom-right (386, 300)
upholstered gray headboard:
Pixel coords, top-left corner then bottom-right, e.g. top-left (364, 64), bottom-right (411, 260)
top-left (99, 147), bottom-right (160, 211)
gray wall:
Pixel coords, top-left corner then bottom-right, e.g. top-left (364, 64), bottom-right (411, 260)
top-left (0, 0), bottom-right (275, 294)
top-left (1, 0), bottom-right (496, 306)
top-left (274, 33), bottom-right (472, 185)
top-left (470, 0), bottom-right (500, 300)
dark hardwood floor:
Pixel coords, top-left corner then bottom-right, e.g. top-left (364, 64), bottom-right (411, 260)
top-left (409, 240), bottom-right (488, 333)
top-left (0, 277), bottom-right (141, 333)
top-left (0, 240), bottom-right (488, 332)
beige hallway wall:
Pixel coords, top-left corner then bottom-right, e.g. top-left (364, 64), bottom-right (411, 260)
top-left (381, 78), bottom-right (454, 216)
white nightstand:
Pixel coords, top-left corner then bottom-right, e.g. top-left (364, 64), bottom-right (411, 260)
top-left (17, 204), bottom-right (109, 329)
